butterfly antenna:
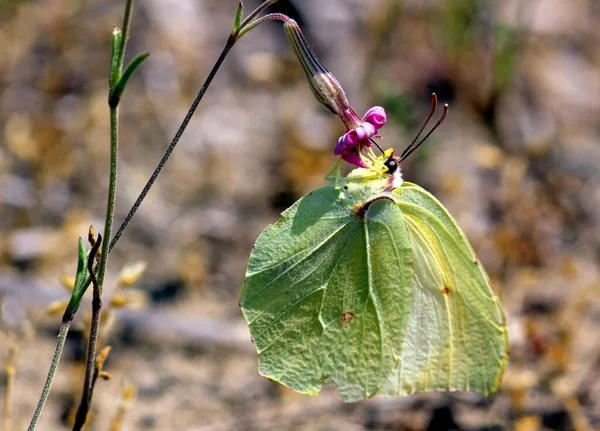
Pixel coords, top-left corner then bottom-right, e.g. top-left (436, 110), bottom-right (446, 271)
top-left (400, 102), bottom-right (449, 162)
top-left (368, 137), bottom-right (385, 154)
top-left (400, 93), bottom-right (438, 159)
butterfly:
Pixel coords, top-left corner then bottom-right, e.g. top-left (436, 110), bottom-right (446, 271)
top-left (239, 95), bottom-right (509, 402)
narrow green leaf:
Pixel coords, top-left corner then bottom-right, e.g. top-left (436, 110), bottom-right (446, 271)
top-left (232, 2), bottom-right (244, 36)
top-left (109, 27), bottom-right (123, 91)
top-left (109, 52), bottom-right (150, 108)
top-left (64, 238), bottom-right (91, 320)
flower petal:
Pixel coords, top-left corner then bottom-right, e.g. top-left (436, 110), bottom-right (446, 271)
top-left (334, 134), bottom-right (350, 155)
top-left (356, 122), bottom-right (376, 141)
top-left (363, 106), bottom-right (386, 129)
top-left (342, 151), bottom-right (369, 168)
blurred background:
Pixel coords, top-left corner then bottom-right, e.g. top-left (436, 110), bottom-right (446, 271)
top-left (1, 0), bottom-right (599, 429)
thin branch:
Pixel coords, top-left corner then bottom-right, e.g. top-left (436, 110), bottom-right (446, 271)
top-left (108, 1), bottom-right (285, 250)
top-left (70, 1), bottom-right (135, 428)
top-left (107, 38), bottom-right (235, 252)
top-left (71, 234), bottom-right (102, 430)
top-left (27, 322), bottom-right (71, 431)
top-left (28, 1), bottom-right (283, 429)
top-left (118, 0), bottom-right (133, 69)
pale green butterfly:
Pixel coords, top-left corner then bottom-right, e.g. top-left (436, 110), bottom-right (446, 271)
top-left (239, 96), bottom-right (509, 402)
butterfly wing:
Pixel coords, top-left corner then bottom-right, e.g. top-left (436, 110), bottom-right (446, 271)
top-left (381, 182), bottom-right (509, 396)
top-left (240, 185), bottom-right (414, 402)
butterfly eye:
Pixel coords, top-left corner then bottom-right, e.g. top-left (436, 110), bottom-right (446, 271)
top-left (384, 157), bottom-right (398, 174)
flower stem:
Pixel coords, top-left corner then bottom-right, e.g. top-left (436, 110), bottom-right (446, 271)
top-left (85, 1), bottom-right (280, 292)
top-left (27, 321), bottom-right (71, 431)
top-left (108, 0), bottom-right (283, 250)
top-left (72, 0), bottom-right (129, 423)
top-left (108, 37), bottom-right (234, 252)
top-left (239, 0), bottom-right (280, 30)
top-left (71, 101), bottom-right (118, 431)
top-left (117, 0), bottom-right (133, 73)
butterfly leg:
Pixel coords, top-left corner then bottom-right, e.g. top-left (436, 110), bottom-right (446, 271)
top-left (361, 150), bottom-right (387, 174)
top-left (325, 157), bottom-right (344, 189)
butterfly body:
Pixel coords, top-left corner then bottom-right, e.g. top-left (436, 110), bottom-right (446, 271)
top-left (240, 150), bottom-right (508, 402)
top-left (337, 149), bottom-right (403, 206)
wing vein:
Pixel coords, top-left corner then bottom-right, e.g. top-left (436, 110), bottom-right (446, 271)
top-left (243, 221), bottom-right (351, 304)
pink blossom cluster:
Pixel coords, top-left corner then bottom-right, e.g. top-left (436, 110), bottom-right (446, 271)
top-left (333, 106), bottom-right (387, 168)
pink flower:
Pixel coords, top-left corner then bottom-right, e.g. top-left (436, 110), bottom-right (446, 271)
top-left (334, 106), bottom-right (387, 168)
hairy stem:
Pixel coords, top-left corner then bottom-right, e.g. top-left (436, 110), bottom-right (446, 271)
top-left (71, 294), bottom-right (102, 430)
top-left (108, 0), bottom-right (282, 250)
top-left (71, 102), bottom-right (118, 431)
top-left (70, 0), bottom-right (134, 425)
top-left (27, 321), bottom-right (71, 431)
top-left (28, 3), bottom-right (279, 427)
top-left (108, 37), bottom-right (234, 252)
top-left (98, 108), bottom-right (120, 300)
top-left (117, 0), bottom-right (133, 74)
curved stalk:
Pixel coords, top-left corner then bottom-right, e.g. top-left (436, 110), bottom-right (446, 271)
top-left (27, 321), bottom-right (70, 431)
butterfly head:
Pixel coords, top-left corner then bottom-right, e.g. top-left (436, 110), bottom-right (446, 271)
top-left (383, 153), bottom-right (403, 191)
top-left (384, 155), bottom-right (400, 174)
top-left (380, 93), bottom-right (449, 190)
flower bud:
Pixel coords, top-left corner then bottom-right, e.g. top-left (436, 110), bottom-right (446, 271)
top-left (277, 15), bottom-right (389, 169)
top-left (283, 19), bottom-right (362, 129)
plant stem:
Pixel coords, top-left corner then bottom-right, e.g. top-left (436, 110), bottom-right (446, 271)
top-left (28, 3), bottom-right (278, 428)
top-left (239, 0), bottom-right (280, 29)
top-left (70, 0), bottom-right (134, 425)
top-left (71, 300), bottom-right (101, 430)
top-left (27, 321), bottom-right (71, 431)
top-left (108, 37), bottom-right (235, 252)
top-left (83, 1), bottom-right (280, 293)
top-left (117, 0), bottom-right (133, 73)
top-left (71, 103), bottom-right (118, 431)
top-left (98, 108), bottom-right (119, 300)
top-left (107, 0), bottom-right (283, 251)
